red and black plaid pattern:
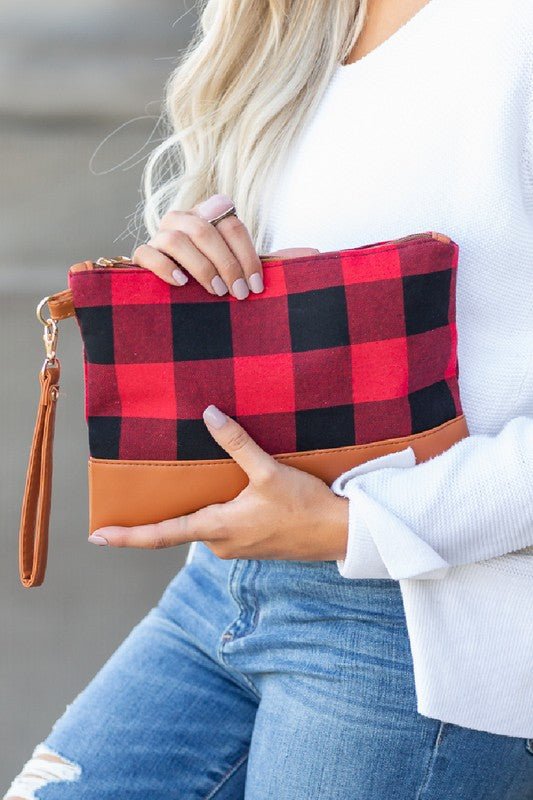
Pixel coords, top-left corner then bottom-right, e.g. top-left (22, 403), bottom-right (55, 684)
top-left (68, 236), bottom-right (462, 461)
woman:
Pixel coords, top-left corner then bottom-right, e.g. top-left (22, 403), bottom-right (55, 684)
top-left (5, 0), bottom-right (533, 797)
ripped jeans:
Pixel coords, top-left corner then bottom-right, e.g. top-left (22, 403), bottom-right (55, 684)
top-left (5, 541), bottom-right (533, 799)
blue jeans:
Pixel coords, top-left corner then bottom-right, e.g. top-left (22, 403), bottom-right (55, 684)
top-left (16, 542), bottom-right (533, 798)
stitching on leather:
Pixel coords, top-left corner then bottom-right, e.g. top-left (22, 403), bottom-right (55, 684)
top-left (88, 415), bottom-right (465, 468)
top-left (48, 293), bottom-right (76, 319)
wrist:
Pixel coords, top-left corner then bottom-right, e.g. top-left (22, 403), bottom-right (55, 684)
top-left (326, 493), bottom-right (349, 560)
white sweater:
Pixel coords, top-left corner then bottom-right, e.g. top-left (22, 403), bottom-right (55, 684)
top-left (262, 0), bottom-right (533, 737)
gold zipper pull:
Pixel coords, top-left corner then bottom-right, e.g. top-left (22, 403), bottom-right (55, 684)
top-left (95, 256), bottom-right (134, 267)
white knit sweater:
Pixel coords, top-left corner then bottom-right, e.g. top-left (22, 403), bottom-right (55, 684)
top-left (262, 0), bottom-right (533, 737)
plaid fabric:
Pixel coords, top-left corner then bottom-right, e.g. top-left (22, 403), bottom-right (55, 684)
top-left (68, 237), bottom-right (462, 461)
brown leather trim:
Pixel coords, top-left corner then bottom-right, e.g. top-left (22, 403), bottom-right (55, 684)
top-left (46, 259), bottom-right (96, 320)
top-left (88, 414), bottom-right (468, 532)
top-left (69, 260), bottom-right (98, 273)
top-left (47, 288), bottom-right (75, 320)
top-left (431, 232), bottom-right (452, 244)
top-left (19, 364), bottom-right (60, 587)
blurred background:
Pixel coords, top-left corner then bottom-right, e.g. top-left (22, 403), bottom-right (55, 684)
top-left (1, 0), bottom-right (198, 784)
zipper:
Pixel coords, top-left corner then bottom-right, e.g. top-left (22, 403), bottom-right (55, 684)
top-left (257, 230), bottom-right (451, 260)
top-left (94, 256), bottom-right (134, 267)
top-left (71, 231), bottom-right (451, 273)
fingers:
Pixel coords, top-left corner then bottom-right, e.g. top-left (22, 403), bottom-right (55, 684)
top-left (145, 227), bottom-right (226, 295)
top-left (131, 241), bottom-right (192, 288)
top-left (265, 247), bottom-right (320, 258)
top-left (89, 504), bottom-right (223, 550)
top-left (160, 210), bottom-right (249, 299)
top-left (131, 193), bottom-right (264, 299)
top-left (202, 405), bottom-right (279, 488)
top-left (192, 195), bottom-right (263, 295)
top-left (208, 212), bottom-right (263, 295)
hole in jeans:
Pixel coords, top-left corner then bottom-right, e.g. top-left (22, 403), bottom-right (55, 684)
top-left (3, 743), bottom-right (81, 800)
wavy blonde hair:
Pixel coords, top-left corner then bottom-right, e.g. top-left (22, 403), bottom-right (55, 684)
top-left (141, 0), bottom-right (367, 253)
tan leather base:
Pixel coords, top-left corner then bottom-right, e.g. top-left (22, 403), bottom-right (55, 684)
top-left (87, 414), bottom-right (468, 533)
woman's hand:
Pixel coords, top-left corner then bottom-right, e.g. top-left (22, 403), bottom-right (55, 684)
top-left (88, 405), bottom-right (349, 562)
top-left (132, 192), bottom-right (319, 298)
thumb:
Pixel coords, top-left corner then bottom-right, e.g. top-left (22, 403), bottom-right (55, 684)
top-left (265, 247), bottom-right (320, 258)
top-left (203, 404), bottom-right (277, 483)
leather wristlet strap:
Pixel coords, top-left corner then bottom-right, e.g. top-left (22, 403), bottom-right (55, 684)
top-left (19, 363), bottom-right (60, 587)
top-left (19, 288), bottom-right (72, 587)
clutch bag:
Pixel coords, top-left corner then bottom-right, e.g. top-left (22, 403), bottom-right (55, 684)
top-left (19, 230), bottom-right (469, 586)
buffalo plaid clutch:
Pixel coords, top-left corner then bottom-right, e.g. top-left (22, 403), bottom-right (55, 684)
top-left (19, 230), bottom-right (468, 586)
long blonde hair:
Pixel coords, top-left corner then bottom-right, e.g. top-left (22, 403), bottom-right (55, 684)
top-left (141, 0), bottom-right (368, 253)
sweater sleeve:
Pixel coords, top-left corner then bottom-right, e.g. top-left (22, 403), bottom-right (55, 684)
top-left (330, 37), bottom-right (533, 583)
top-left (526, 33), bottom-right (533, 187)
top-left (330, 414), bottom-right (533, 581)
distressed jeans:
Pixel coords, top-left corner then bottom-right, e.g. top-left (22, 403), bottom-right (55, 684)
top-left (6, 541), bottom-right (533, 799)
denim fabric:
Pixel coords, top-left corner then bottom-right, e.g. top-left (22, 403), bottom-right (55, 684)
top-left (37, 542), bottom-right (533, 799)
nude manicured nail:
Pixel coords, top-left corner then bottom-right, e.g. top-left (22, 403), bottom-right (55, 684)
top-left (88, 534), bottom-right (108, 546)
top-left (248, 272), bottom-right (264, 293)
top-left (203, 404), bottom-right (228, 429)
top-left (172, 268), bottom-right (188, 286)
top-left (211, 275), bottom-right (229, 296)
top-left (232, 277), bottom-right (249, 300)
top-left (197, 194), bottom-right (234, 220)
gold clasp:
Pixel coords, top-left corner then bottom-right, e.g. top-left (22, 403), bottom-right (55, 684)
top-left (95, 256), bottom-right (133, 267)
top-left (36, 296), bottom-right (60, 373)
top-left (43, 320), bottom-right (58, 362)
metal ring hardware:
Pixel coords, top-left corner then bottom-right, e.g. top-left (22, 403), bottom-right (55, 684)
top-left (208, 205), bottom-right (238, 226)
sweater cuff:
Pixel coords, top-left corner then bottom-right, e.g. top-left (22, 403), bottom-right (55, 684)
top-left (331, 448), bottom-right (414, 579)
top-left (336, 491), bottom-right (390, 578)
top-left (330, 448), bottom-right (450, 581)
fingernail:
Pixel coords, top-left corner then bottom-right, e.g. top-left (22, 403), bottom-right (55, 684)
top-left (172, 268), bottom-right (188, 286)
top-left (196, 194), bottom-right (233, 220)
top-left (248, 272), bottom-right (264, 293)
top-left (232, 277), bottom-right (249, 300)
top-left (203, 404), bottom-right (228, 429)
top-left (211, 275), bottom-right (229, 296)
top-left (88, 533), bottom-right (108, 546)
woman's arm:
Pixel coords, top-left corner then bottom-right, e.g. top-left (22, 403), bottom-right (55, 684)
top-left (331, 414), bottom-right (533, 580)
top-left (333, 47), bottom-right (533, 582)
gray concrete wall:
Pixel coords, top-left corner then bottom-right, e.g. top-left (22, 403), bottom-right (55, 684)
top-left (1, 1), bottom-right (198, 784)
